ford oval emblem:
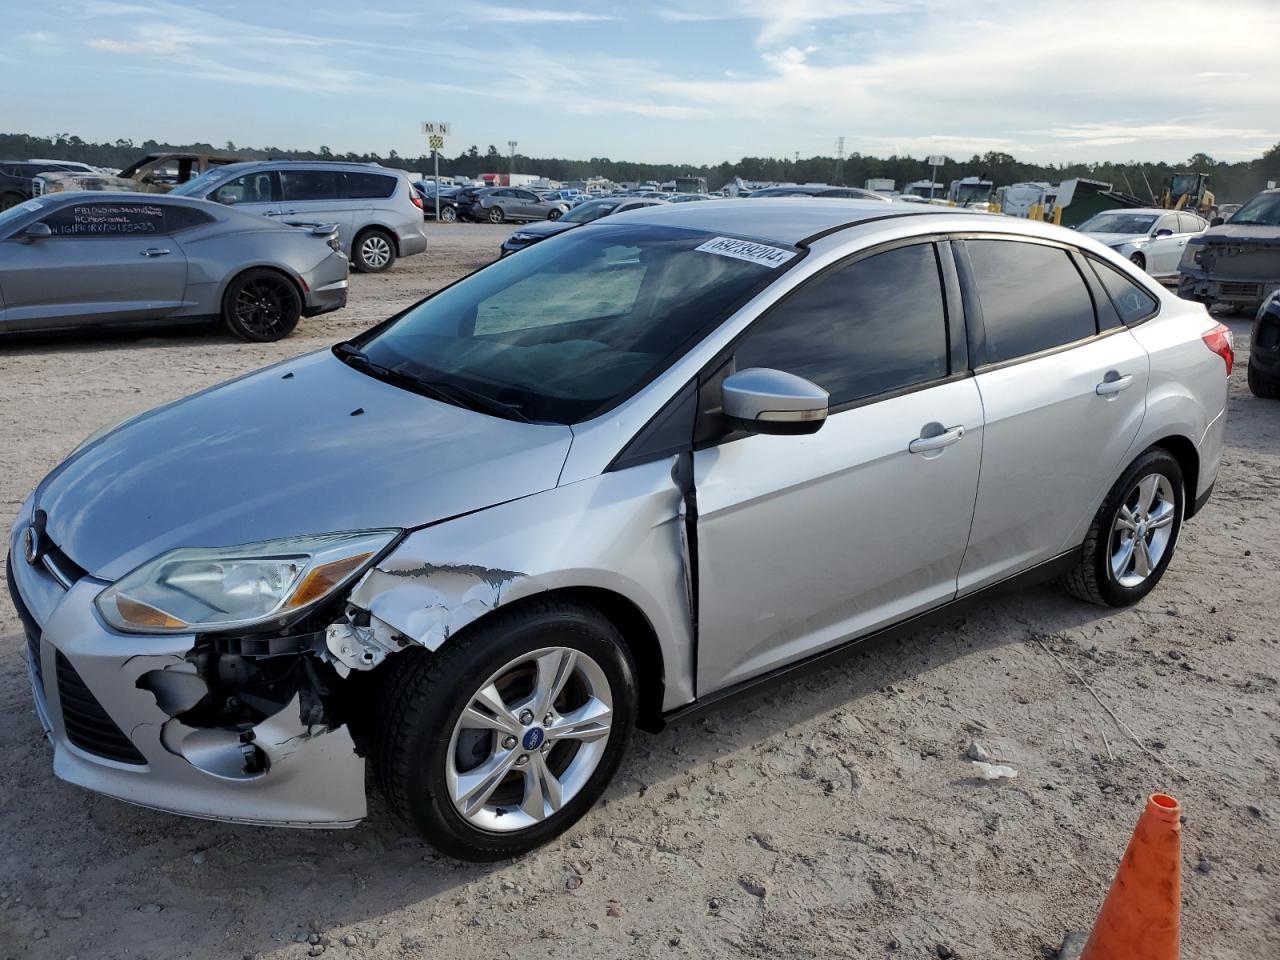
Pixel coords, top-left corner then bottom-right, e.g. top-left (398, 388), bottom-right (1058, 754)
top-left (22, 524), bottom-right (42, 566)
top-left (522, 727), bottom-right (545, 752)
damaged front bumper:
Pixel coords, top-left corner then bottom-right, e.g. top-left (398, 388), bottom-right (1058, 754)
top-left (8, 512), bottom-right (367, 828)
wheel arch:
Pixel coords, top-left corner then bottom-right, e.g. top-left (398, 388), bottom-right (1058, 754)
top-left (220, 263), bottom-right (306, 313)
top-left (354, 222), bottom-right (400, 255)
top-left (1149, 434), bottom-right (1201, 517)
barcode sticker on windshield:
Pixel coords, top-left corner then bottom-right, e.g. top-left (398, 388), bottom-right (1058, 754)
top-left (694, 236), bottom-right (796, 268)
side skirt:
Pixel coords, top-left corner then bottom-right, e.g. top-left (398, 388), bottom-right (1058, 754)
top-left (658, 547), bottom-right (1082, 730)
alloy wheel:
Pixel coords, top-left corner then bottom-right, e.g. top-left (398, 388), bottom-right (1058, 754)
top-left (234, 279), bottom-right (292, 339)
top-left (360, 234), bottom-right (392, 269)
top-left (446, 646), bottom-right (613, 833)
top-left (1109, 474), bottom-right (1176, 587)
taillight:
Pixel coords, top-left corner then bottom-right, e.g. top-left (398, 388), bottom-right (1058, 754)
top-left (1201, 323), bottom-right (1234, 376)
top-left (410, 191), bottom-right (423, 210)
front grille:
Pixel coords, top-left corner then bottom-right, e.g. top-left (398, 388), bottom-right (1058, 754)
top-left (55, 652), bottom-right (146, 765)
top-left (40, 539), bottom-right (86, 589)
top-left (1219, 281), bottom-right (1262, 298)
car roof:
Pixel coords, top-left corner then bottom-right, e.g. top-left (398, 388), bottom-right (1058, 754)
top-left (1087, 208), bottom-right (1173, 217)
top-left (209, 159), bottom-right (396, 174)
top-left (613, 197), bottom-right (979, 245)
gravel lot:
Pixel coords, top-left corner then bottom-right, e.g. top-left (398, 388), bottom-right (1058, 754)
top-left (1, 222), bottom-right (1277, 960)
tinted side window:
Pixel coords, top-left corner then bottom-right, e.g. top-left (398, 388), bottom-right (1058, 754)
top-left (1156, 215), bottom-right (1179, 235)
top-left (42, 201), bottom-right (166, 237)
top-left (734, 243), bottom-right (949, 407)
top-left (280, 169), bottom-right (340, 202)
top-left (966, 240), bottom-right (1096, 364)
top-left (344, 172), bottom-right (396, 199)
top-left (1177, 213), bottom-right (1203, 233)
top-left (1089, 258), bottom-right (1159, 325)
top-left (165, 204), bottom-right (215, 232)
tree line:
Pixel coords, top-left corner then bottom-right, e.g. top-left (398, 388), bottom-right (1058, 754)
top-left (3, 131), bottom-right (1277, 202)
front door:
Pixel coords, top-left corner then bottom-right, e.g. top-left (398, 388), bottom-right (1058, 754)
top-left (955, 238), bottom-right (1150, 593)
top-left (0, 200), bottom-right (187, 330)
top-left (693, 241), bottom-right (983, 695)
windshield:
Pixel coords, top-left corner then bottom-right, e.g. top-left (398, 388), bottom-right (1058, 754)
top-left (0, 197), bottom-right (47, 233)
top-left (1228, 193), bottom-right (1280, 227)
top-left (562, 199), bottom-right (620, 223)
top-left (170, 166), bottom-right (232, 197)
top-left (1079, 213), bottom-right (1158, 234)
top-left (353, 224), bottom-right (796, 423)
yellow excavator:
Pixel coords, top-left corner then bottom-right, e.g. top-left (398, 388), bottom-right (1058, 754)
top-left (1157, 172), bottom-right (1216, 216)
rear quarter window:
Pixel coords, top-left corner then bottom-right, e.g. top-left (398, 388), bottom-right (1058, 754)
top-left (165, 204), bottom-right (216, 232)
top-left (1088, 257), bottom-right (1159, 325)
top-left (344, 172), bottom-right (397, 199)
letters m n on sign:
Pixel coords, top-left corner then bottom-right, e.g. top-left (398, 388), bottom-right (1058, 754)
top-left (421, 121), bottom-right (452, 136)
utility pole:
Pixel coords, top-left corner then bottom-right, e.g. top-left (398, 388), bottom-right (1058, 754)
top-left (834, 136), bottom-right (846, 186)
top-left (508, 140), bottom-right (517, 183)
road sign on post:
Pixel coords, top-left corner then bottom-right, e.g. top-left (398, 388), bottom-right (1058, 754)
top-left (422, 121), bottom-right (451, 222)
top-left (927, 155), bottom-right (945, 199)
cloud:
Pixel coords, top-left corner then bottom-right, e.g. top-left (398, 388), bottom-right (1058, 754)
top-left (469, 5), bottom-right (618, 22)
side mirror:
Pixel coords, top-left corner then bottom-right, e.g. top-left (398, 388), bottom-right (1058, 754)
top-left (18, 222), bottom-right (52, 243)
top-left (721, 367), bottom-right (829, 436)
top-left (1210, 216), bottom-right (1224, 227)
top-left (1154, 227), bottom-right (1174, 238)
top-left (215, 189), bottom-right (237, 205)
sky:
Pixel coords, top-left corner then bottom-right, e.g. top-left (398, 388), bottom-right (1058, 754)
top-left (5, 0), bottom-right (1279, 167)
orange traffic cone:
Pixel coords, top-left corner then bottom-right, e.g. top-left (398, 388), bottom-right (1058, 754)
top-left (1079, 793), bottom-right (1182, 960)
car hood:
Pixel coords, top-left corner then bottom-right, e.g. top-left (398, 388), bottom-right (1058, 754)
top-left (1193, 223), bottom-right (1280, 247)
top-left (35, 350), bottom-right (573, 581)
top-left (1082, 231), bottom-right (1147, 247)
top-left (512, 220), bottom-right (579, 240)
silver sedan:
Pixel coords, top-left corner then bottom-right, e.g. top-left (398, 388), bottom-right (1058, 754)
top-left (0, 192), bottom-right (349, 341)
top-left (11, 200), bottom-right (1230, 860)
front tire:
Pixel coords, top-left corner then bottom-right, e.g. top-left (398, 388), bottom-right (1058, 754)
top-left (352, 229), bottom-right (396, 273)
top-left (1062, 449), bottom-right (1184, 607)
top-left (221, 269), bottom-right (301, 342)
top-left (547, 208), bottom-right (562, 221)
top-left (0, 192), bottom-right (23, 212)
top-left (486, 206), bottom-right (505, 224)
top-left (440, 206), bottom-right (458, 223)
top-left (372, 599), bottom-right (637, 861)
top-left (1129, 252), bottom-right (1146, 271)
top-left (1248, 358), bottom-right (1280, 399)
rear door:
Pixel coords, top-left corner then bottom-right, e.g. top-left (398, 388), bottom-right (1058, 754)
top-left (693, 240), bottom-right (983, 694)
top-left (278, 168), bottom-right (353, 243)
top-left (0, 200), bottom-right (187, 330)
top-left (955, 237), bottom-right (1149, 593)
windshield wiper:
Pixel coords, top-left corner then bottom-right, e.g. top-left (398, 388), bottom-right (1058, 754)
top-left (334, 342), bottom-right (533, 423)
top-left (409, 376), bottom-right (534, 423)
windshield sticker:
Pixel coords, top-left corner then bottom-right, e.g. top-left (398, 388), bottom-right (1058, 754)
top-left (695, 236), bottom-right (796, 268)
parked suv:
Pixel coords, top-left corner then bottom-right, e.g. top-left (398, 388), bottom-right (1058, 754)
top-left (0, 160), bottom-right (96, 210)
top-left (460, 186), bottom-right (570, 224)
top-left (171, 161), bottom-right (427, 272)
top-left (10, 202), bottom-right (1230, 861)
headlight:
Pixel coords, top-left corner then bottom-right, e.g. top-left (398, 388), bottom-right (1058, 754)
top-left (511, 232), bottom-right (534, 241)
top-left (95, 530), bottom-right (399, 634)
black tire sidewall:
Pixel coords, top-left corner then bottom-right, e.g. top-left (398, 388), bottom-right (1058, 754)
top-left (221, 269), bottom-right (301, 342)
top-left (1129, 252), bottom-right (1146, 270)
top-left (392, 605), bottom-right (637, 861)
top-left (353, 229), bottom-right (395, 273)
top-left (1091, 450), bottom-right (1184, 605)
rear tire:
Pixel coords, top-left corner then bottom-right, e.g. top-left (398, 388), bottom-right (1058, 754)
top-left (0, 192), bottom-right (23, 212)
top-left (371, 599), bottom-right (637, 861)
top-left (352, 229), bottom-right (396, 273)
top-left (221, 269), bottom-right (301, 342)
top-left (1248, 358), bottom-right (1280, 399)
top-left (487, 206), bottom-right (505, 224)
top-left (1062, 449), bottom-right (1184, 607)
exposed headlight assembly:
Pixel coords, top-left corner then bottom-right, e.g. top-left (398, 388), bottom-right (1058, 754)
top-left (96, 530), bottom-right (399, 634)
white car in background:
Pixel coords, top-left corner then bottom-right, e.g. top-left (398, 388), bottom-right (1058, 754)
top-left (1077, 208), bottom-right (1208, 279)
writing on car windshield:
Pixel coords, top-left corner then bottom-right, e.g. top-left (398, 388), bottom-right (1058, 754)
top-left (355, 224), bottom-right (793, 424)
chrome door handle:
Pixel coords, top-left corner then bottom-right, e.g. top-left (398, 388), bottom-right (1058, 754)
top-left (1096, 374), bottom-right (1135, 396)
top-left (140, 248), bottom-right (171, 257)
top-left (909, 425), bottom-right (965, 454)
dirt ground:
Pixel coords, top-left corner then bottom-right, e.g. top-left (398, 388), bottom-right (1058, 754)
top-left (1, 223), bottom-right (1277, 960)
